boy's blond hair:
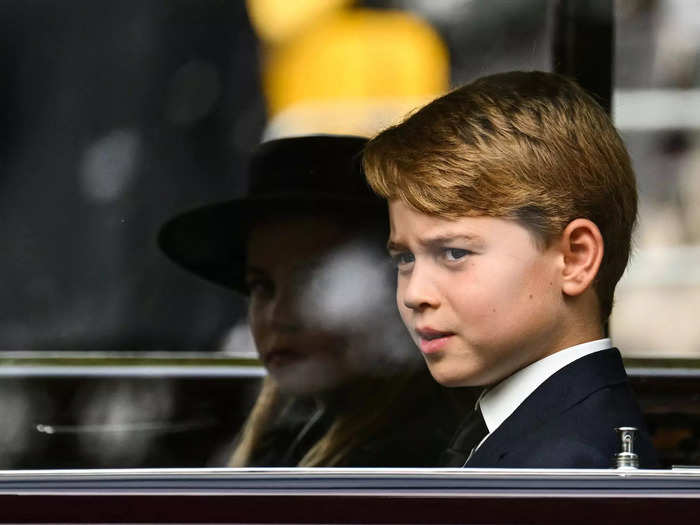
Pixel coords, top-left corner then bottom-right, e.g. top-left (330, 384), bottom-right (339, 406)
top-left (363, 71), bottom-right (636, 322)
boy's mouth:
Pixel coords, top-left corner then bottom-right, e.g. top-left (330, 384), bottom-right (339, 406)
top-left (416, 327), bottom-right (453, 340)
top-left (415, 327), bottom-right (455, 354)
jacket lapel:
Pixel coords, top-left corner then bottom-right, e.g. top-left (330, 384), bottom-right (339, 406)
top-left (466, 348), bottom-right (628, 466)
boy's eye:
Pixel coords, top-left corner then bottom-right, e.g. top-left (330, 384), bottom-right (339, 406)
top-left (390, 252), bottom-right (415, 268)
top-left (444, 248), bottom-right (470, 261)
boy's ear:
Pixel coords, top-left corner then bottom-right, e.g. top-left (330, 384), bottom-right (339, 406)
top-left (559, 218), bottom-right (604, 297)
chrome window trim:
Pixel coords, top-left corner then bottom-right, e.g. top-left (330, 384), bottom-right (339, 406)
top-left (0, 468), bottom-right (699, 497)
top-left (0, 366), bottom-right (266, 377)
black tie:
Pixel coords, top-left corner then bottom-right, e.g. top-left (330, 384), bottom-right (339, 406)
top-left (440, 405), bottom-right (489, 467)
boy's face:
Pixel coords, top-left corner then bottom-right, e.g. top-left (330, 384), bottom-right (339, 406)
top-left (388, 200), bottom-right (568, 387)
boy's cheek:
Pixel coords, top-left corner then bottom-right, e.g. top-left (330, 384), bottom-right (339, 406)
top-left (395, 285), bottom-right (409, 316)
top-left (394, 300), bottom-right (418, 342)
top-left (396, 303), bottom-right (414, 332)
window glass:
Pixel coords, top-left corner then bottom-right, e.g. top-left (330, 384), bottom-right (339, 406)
top-left (612, 0), bottom-right (700, 357)
top-left (612, 0), bottom-right (700, 469)
top-left (3, 1), bottom-right (686, 471)
top-left (0, 0), bottom-right (550, 353)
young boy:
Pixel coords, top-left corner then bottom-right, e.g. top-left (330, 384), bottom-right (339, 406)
top-left (363, 71), bottom-right (657, 468)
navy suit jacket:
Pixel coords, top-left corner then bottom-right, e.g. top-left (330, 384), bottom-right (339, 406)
top-left (465, 348), bottom-right (658, 468)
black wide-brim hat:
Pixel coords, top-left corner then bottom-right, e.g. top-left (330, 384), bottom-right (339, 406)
top-left (158, 135), bottom-right (387, 294)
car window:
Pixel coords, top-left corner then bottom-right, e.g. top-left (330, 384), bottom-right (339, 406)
top-left (611, 0), bottom-right (700, 358)
top-left (0, 0), bottom-right (697, 471)
top-left (0, 0), bottom-right (550, 353)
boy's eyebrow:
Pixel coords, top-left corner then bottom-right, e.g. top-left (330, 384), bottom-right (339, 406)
top-left (387, 233), bottom-right (484, 252)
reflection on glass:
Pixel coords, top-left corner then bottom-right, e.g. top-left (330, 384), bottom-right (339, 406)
top-left (159, 135), bottom-right (462, 467)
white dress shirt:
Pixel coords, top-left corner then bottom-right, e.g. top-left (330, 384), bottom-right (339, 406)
top-left (476, 338), bottom-right (613, 450)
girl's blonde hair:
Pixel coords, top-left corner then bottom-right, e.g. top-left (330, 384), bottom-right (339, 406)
top-left (228, 377), bottom-right (282, 467)
top-left (229, 372), bottom-right (415, 467)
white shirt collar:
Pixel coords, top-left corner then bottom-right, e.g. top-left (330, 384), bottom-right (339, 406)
top-left (479, 338), bottom-right (612, 435)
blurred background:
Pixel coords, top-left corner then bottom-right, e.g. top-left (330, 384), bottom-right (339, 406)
top-left (612, 0), bottom-right (700, 357)
top-left (0, 0), bottom-right (553, 353)
top-left (1, 0), bottom-right (696, 357)
top-left (0, 0), bottom-right (700, 468)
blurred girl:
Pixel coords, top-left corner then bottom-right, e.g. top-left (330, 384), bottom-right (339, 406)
top-left (159, 135), bottom-right (464, 467)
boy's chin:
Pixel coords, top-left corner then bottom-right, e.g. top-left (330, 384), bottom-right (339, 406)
top-left (428, 366), bottom-right (476, 387)
top-left (426, 363), bottom-right (483, 388)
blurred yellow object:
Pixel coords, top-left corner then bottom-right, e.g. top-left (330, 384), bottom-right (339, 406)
top-left (263, 9), bottom-right (449, 119)
top-left (263, 97), bottom-right (437, 140)
top-left (247, 0), bottom-right (354, 44)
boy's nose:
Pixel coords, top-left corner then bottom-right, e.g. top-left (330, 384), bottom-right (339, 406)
top-left (401, 265), bottom-right (440, 311)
